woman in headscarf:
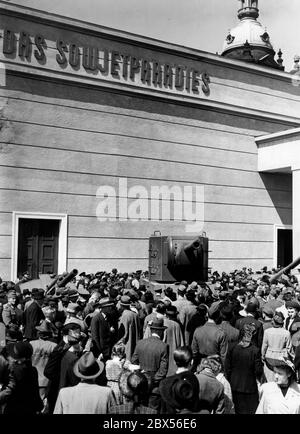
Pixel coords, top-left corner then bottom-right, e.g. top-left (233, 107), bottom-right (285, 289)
top-left (256, 356), bottom-right (300, 414)
top-left (261, 311), bottom-right (292, 382)
top-left (225, 323), bottom-right (263, 414)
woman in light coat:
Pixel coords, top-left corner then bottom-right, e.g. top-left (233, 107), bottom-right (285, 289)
top-left (256, 357), bottom-right (300, 414)
top-left (261, 312), bottom-right (292, 382)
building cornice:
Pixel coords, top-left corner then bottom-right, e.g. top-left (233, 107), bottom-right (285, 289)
top-left (256, 127), bottom-right (300, 144)
top-left (5, 63), bottom-right (300, 129)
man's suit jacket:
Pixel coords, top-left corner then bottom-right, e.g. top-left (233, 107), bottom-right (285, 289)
top-left (191, 322), bottom-right (228, 367)
top-left (131, 336), bottom-right (169, 385)
top-left (90, 312), bottom-right (113, 360)
top-left (285, 315), bottom-right (300, 336)
top-left (54, 382), bottom-right (115, 414)
top-left (24, 301), bottom-right (44, 340)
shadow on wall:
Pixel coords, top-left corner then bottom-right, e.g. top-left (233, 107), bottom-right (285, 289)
top-left (4, 72), bottom-right (293, 136)
top-left (260, 172), bottom-right (292, 226)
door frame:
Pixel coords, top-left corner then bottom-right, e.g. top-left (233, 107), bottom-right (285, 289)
top-left (11, 211), bottom-right (68, 281)
top-left (273, 224), bottom-right (293, 269)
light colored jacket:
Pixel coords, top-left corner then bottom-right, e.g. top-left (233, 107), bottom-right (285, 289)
top-left (30, 339), bottom-right (57, 388)
top-left (54, 383), bottom-right (116, 414)
top-left (256, 381), bottom-right (300, 414)
top-left (261, 327), bottom-right (292, 360)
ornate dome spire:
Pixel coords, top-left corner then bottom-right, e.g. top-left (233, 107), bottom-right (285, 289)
top-left (237, 0), bottom-right (259, 20)
top-left (221, 1), bottom-right (284, 70)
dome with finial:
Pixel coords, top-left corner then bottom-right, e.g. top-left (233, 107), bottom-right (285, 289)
top-left (221, 0), bottom-right (284, 70)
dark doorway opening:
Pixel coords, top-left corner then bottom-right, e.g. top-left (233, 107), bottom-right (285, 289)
top-left (17, 219), bottom-right (59, 279)
top-left (277, 228), bottom-right (293, 268)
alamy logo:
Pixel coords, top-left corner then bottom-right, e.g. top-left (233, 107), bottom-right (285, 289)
top-left (96, 178), bottom-right (205, 233)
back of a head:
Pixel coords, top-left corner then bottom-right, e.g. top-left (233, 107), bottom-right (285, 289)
top-left (120, 370), bottom-right (149, 403)
top-left (156, 302), bottom-right (166, 315)
top-left (112, 342), bottom-right (126, 359)
top-left (173, 346), bottom-right (193, 368)
top-left (186, 290), bottom-right (196, 303)
top-left (220, 305), bottom-right (233, 322)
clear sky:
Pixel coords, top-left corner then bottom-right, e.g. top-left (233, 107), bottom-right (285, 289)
top-left (4, 0), bottom-right (299, 71)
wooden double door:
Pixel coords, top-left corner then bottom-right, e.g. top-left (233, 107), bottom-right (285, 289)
top-left (17, 219), bottom-right (59, 279)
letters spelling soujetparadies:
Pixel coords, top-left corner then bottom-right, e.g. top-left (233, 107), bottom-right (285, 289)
top-left (2, 28), bottom-right (211, 95)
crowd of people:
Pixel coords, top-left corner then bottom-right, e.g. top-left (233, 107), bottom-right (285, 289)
top-left (1, 265), bottom-right (300, 414)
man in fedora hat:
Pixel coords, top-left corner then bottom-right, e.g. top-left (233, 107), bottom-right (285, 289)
top-left (54, 351), bottom-right (115, 414)
top-left (131, 317), bottom-right (169, 409)
top-left (64, 302), bottom-right (87, 333)
top-left (164, 306), bottom-right (184, 377)
top-left (118, 295), bottom-right (140, 360)
top-left (44, 322), bottom-right (82, 414)
top-left (24, 289), bottom-right (45, 341)
top-left (56, 323), bottom-right (84, 394)
top-left (90, 297), bottom-right (116, 361)
top-left (178, 290), bottom-right (198, 346)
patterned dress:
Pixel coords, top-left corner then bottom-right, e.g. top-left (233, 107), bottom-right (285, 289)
top-left (105, 358), bottom-right (130, 405)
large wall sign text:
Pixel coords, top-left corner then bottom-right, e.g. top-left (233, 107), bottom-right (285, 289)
top-left (2, 29), bottom-right (211, 95)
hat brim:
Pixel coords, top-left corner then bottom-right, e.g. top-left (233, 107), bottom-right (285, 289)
top-left (265, 357), bottom-right (295, 373)
top-left (73, 359), bottom-right (104, 380)
top-left (99, 303), bottom-right (114, 308)
top-left (35, 326), bottom-right (52, 333)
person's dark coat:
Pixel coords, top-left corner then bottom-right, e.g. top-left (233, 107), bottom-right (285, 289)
top-left (225, 342), bottom-right (263, 394)
top-left (90, 312), bottom-right (114, 360)
top-left (186, 313), bottom-right (207, 346)
top-left (44, 341), bottom-right (70, 414)
top-left (196, 370), bottom-right (225, 414)
top-left (294, 345), bottom-right (300, 376)
top-left (3, 361), bottom-right (43, 414)
top-left (131, 336), bottom-right (169, 387)
top-left (58, 350), bottom-right (80, 390)
top-left (219, 321), bottom-right (240, 345)
top-left (225, 341), bottom-right (263, 414)
top-left (24, 301), bottom-right (44, 340)
top-left (118, 309), bottom-right (140, 360)
top-left (191, 322), bottom-right (228, 368)
top-left (285, 315), bottom-right (300, 336)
